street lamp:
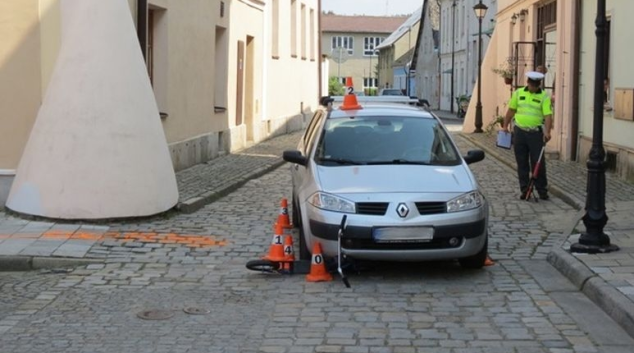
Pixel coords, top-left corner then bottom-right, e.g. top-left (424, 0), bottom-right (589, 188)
top-left (570, 0), bottom-right (619, 254)
top-left (370, 49), bottom-right (379, 95)
top-left (473, 0), bottom-right (488, 133)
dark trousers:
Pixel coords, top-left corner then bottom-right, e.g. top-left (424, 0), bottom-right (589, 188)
top-left (513, 126), bottom-right (547, 195)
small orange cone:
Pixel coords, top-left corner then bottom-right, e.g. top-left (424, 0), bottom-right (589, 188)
top-left (484, 254), bottom-right (495, 267)
top-left (263, 223), bottom-right (286, 262)
top-left (306, 242), bottom-right (333, 282)
top-left (340, 77), bottom-right (362, 111)
top-left (275, 198), bottom-right (293, 230)
top-left (281, 234), bottom-right (295, 273)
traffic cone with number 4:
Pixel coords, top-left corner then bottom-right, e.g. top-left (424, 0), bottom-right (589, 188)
top-left (280, 234), bottom-right (295, 273)
top-left (306, 242), bottom-right (333, 282)
top-left (263, 223), bottom-right (286, 262)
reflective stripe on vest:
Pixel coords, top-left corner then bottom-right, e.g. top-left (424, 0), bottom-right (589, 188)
top-left (514, 89), bottom-right (547, 128)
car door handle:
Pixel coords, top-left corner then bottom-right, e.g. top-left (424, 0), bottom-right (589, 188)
top-left (294, 165), bottom-right (299, 171)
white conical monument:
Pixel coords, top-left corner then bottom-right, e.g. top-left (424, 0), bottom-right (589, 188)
top-left (7, 0), bottom-right (179, 219)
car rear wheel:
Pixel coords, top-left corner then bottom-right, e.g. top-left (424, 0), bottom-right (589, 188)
top-left (459, 236), bottom-right (488, 269)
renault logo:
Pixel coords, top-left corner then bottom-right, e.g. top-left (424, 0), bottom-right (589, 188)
top-left (396, 203), bottom-right (409, 218)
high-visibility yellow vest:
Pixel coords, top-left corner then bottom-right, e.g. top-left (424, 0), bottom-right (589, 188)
top-left (508, 87), bottom-right (552, 128)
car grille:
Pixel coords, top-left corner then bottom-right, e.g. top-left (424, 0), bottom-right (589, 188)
top-left (415, 202), bottom-right (447, 215)
top-left (343, 237), bottom-right (462, 250)
top-left (356, 202), bottom-right (389, 216)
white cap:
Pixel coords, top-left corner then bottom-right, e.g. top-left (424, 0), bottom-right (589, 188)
top-left (526, 71), bottom-right (545, 80)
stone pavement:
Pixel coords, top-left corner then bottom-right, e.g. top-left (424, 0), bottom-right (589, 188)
top-left (1, 112), bottom-right (634, 342)
top-left (2, 125), bottom-right (634, 352)
top-left (455, 119), bottom-right (634, 339)
top-left (176, 131), bottom-right (304, 212)
top-left (0, 130), bottom-right (304, 270)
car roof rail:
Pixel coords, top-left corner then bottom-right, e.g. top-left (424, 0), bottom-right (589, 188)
top-left (330, 96), bottom-right (419, 105)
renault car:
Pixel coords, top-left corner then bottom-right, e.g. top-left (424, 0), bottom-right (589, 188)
top-left (283, 97), bottom-right (489, 268)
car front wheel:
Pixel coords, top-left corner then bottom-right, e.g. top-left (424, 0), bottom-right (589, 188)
top-left (458, 236), bottom-right (488, 269)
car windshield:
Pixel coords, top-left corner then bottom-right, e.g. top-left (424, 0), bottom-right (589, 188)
top-left (315, 116), bottom-right (461, 166)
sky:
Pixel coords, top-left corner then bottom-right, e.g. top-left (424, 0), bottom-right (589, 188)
top-left (321, 0), bottom-right (423, 16)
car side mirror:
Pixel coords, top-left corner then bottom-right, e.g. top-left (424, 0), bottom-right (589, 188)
top-left (464, 150), bottom-right (485, 165)
top-left (283, 150), bottom-right (308, 166)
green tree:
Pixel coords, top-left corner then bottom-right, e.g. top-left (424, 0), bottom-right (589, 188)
top-left (328, 77), bottom-right (345, 96)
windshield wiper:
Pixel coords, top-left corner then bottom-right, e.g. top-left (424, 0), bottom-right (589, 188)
top-left (366, 159), bottom-right (432, 165)
top-left (317, 157), bottom-right (364, 165)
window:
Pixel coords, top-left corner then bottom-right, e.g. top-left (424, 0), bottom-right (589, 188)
top-left (146, 6), bottom-right (168, 114)
top-left (291, 0), bottom-right (297, 57)
top-left (363, 77), bottom-right (378, 88)
top-left (310, 8), bottom-right (315, 60)
top-left (271, 0), bottom-right (279, 58)
top-left (215, 26), bottom-right (229, 110)
top-left (364, 37), bottom-right (383, 56)
top-left (316, 117), bottom-right (460, 166)
top-left (331, 36), bottom-right (354, 55)
top-left (301, 4), bottom-right (306, 59)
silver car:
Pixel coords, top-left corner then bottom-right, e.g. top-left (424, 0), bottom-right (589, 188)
top-left (283, 101), bottom-right (489, 268)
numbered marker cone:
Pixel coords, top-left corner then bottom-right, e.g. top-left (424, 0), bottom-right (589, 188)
top-left (283, 235), bottom-right (295, 262)
top-left (275, 198), bottom-right (293, 230)
top-left (340, 77), bottom-right (362, 111)
top-left (306, 242), bottom-right (333, 282)
top-left (484, 255), bottom-right (495, 267)
top-left (263, 223), bottom-right (286, 262)
top-left (281, 234), bottom-right (295, 273)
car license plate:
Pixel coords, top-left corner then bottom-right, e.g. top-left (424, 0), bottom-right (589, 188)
top-left (372, 227), bottom-right (434, 243)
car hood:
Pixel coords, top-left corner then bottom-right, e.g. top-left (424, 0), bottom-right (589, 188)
top-left (315, 164), bottom-right (475, 194)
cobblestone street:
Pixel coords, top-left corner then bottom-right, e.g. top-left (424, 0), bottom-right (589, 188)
top-left (1, 130), bottom-right (632, 353)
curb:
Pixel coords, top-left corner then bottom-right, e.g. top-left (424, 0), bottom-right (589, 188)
top-left (547, 249), bottom-right (634, 339)
top-left (0, 255), bottom-right (104, 272)
top-left (176, 159), bottom-right (287, 214)
top-left (460, 133), bottom-right (634, 338)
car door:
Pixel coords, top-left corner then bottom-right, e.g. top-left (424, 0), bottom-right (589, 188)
top-left (291, 110), bottom-right (324, 200)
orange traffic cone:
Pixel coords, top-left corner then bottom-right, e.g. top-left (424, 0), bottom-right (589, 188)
top-left (263, 223), bottom-right (286, 262)
top-left (275, 198), bottom-right (293, 230)
top-left (340, 77), bottom-right (362, 111)
top-left (281, 234), bottom-right (295, 273)
top-left (306, 242), bottom-right (333, 282)
top-left (484, 254), bottom-right (495, 267)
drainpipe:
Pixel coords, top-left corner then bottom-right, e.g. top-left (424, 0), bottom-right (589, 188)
top-left (437, 0), bottom-right (442, 109)
top-left (137, 0), bottom-right (147, 60)
top-left (571, 0), bottom-right (581, 161)
top-left (318, 0), bottom-right (323, 98)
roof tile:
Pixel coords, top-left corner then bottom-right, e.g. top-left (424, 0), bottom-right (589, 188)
top-left (321, 13), bottom-right (408, 34)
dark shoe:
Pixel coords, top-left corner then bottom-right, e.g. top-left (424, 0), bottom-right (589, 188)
top-left (519, 193), bottom-right (527, 200)
top-left (539, 193), bottom-right (549, 200)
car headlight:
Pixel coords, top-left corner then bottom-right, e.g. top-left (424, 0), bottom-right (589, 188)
top-left (447, 191), bottom-right (483, 213)
top-left (308, 192), bottom-right (356, 213)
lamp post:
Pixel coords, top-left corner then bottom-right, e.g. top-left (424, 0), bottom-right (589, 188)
top-left (450, 0), bottom-right (456, 113)
top-left (370, 49), bottom-right (378, 95)
top-left (473, 1), bottom-right (488, 133)
top-left (570, 0), bottom-right (619, 254)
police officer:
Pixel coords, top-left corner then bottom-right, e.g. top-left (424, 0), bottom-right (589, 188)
top-left (501, 71), bottom-right (553, 200)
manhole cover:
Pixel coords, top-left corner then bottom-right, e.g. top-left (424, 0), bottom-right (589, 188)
top-left (183, 307), bottom-right (210, 315)
top-left (136, 309), bottom-right (174, 320)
